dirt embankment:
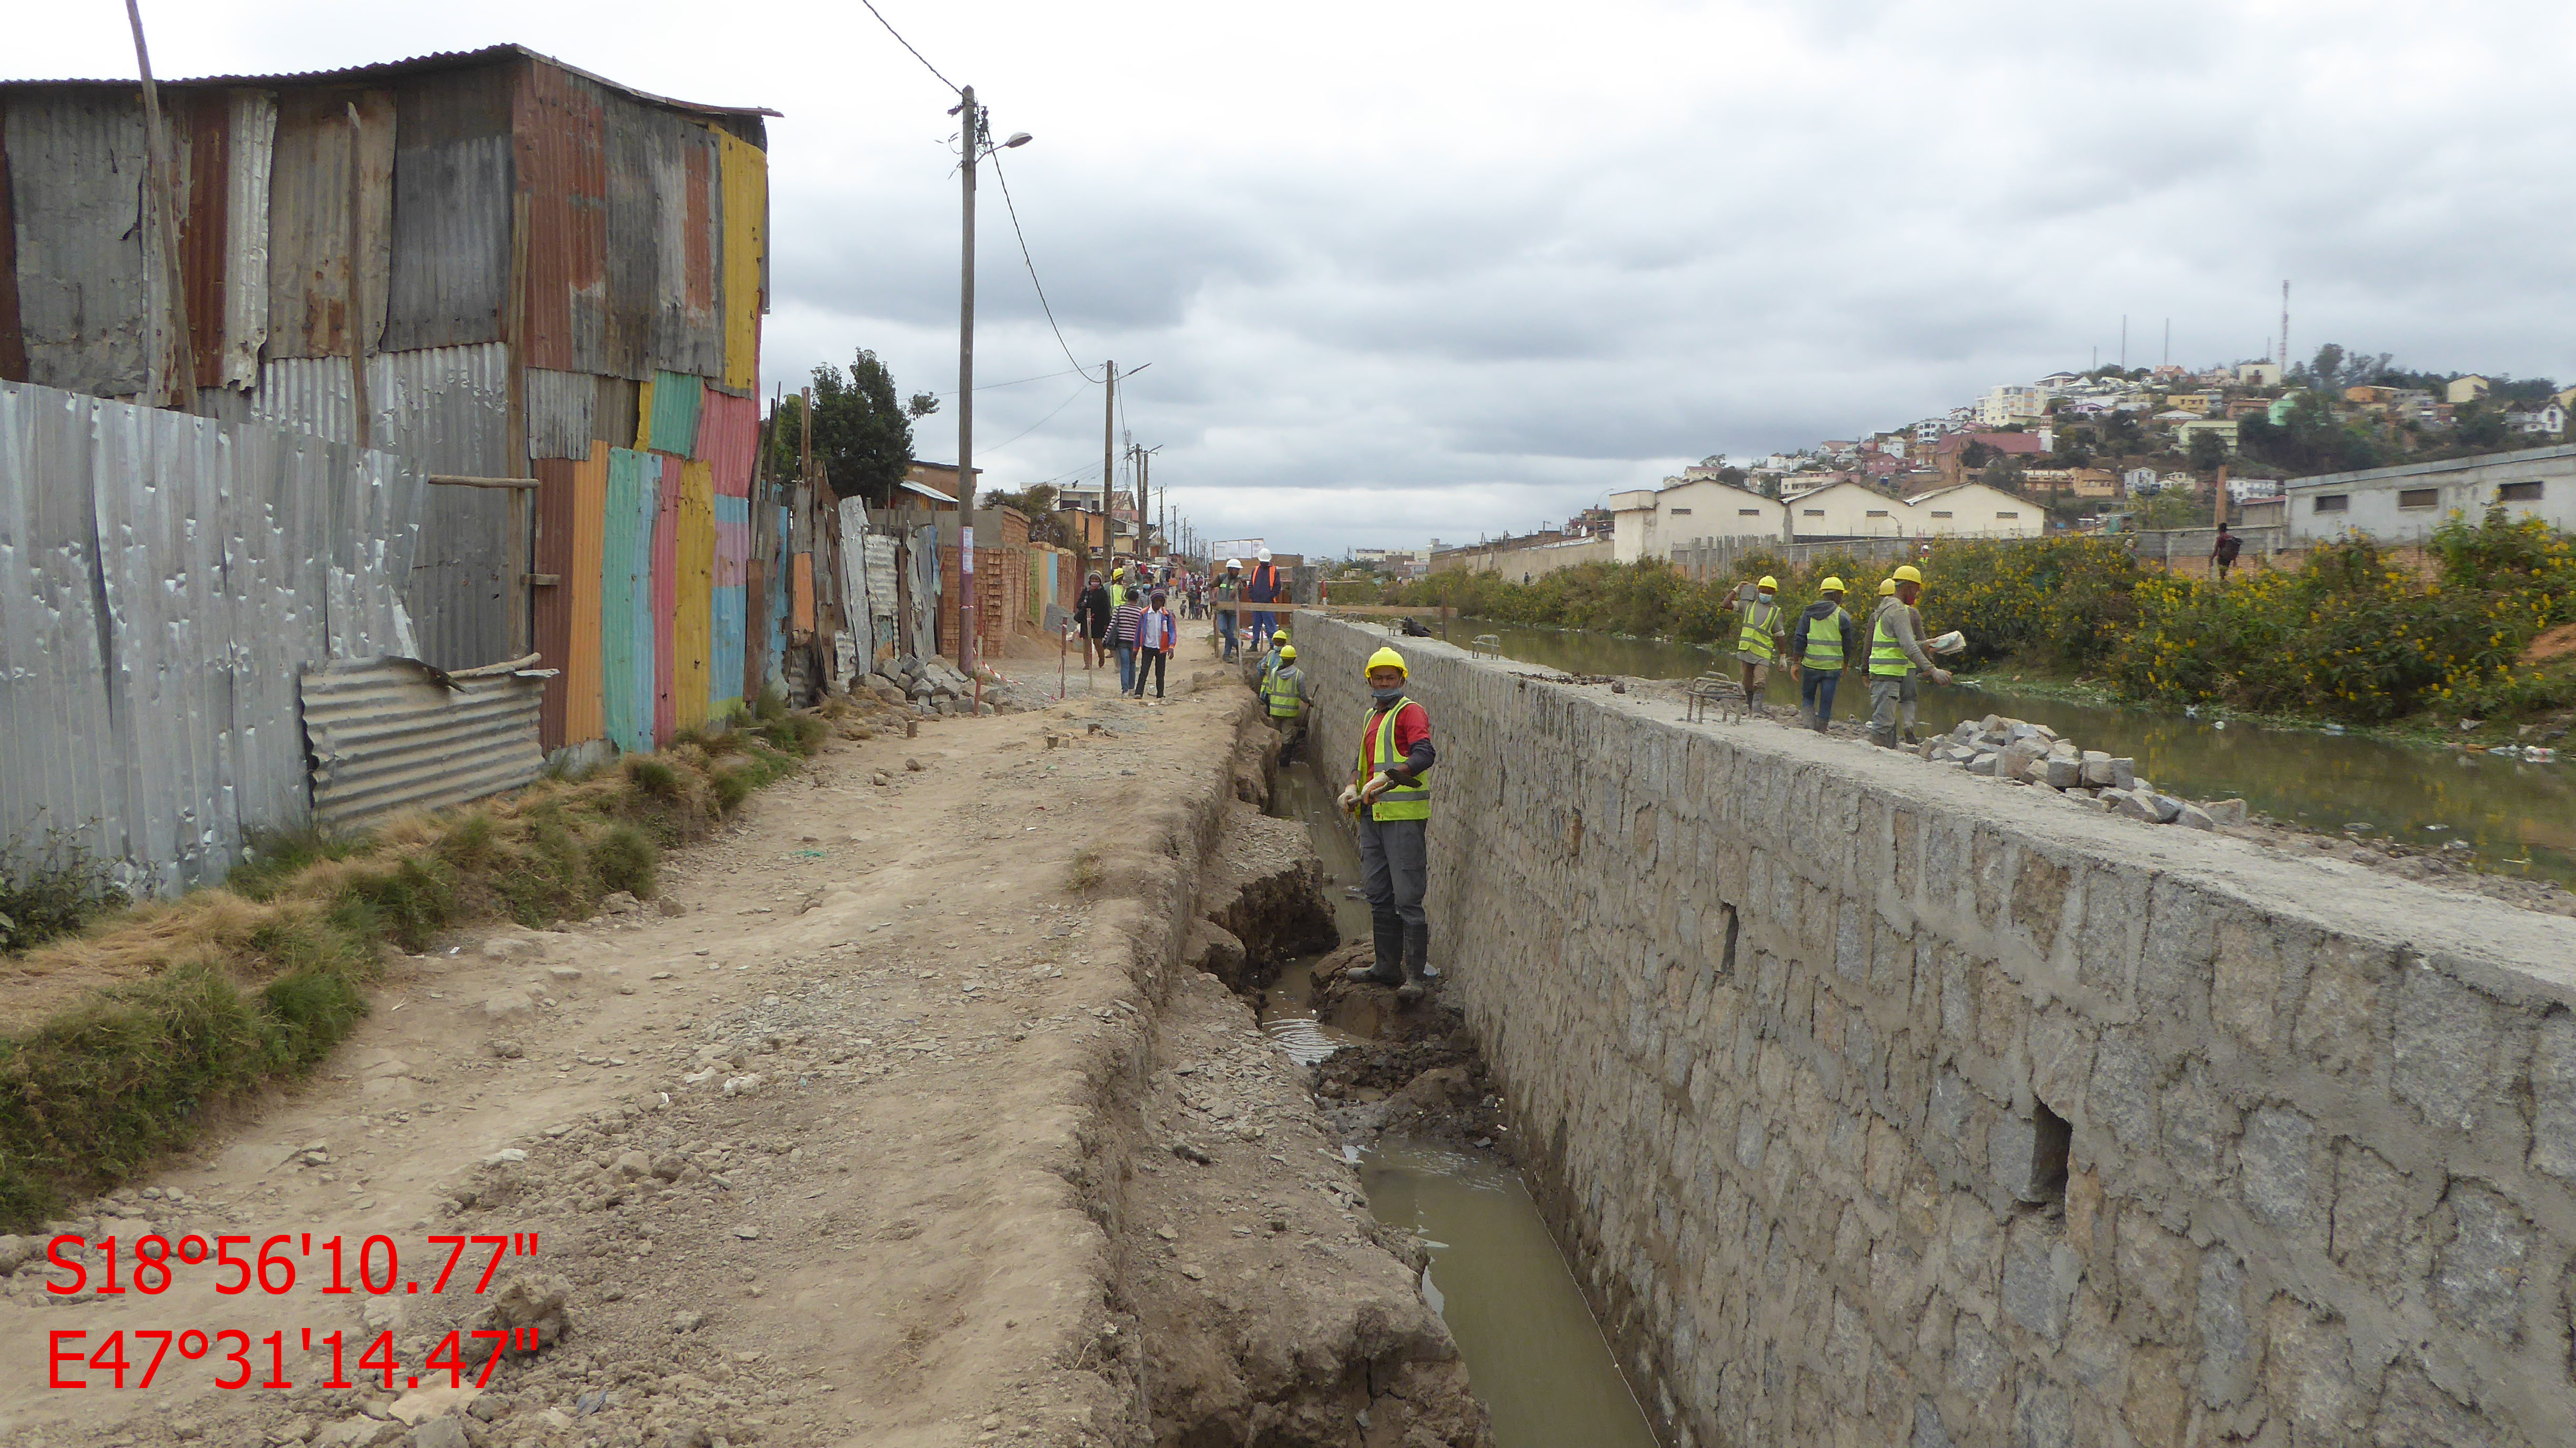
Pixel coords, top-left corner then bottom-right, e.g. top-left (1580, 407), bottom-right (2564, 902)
top-left (0, 657), bottom-right (1486, 1448)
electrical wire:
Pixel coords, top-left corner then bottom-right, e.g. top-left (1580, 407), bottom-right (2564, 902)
top-left (928, 366), bottom-right (1085, 398)
top-left (987, 379), bottom-right (1091, 451)
top-left (989, 149), bottom-right (1105, 385)
top-left (856, 0), bottom-right (959, 94)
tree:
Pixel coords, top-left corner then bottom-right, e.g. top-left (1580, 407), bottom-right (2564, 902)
top-left (2455, 405), bottom-right (2509, 449)
top-left (2238, 390), bottom-right (2381, 475)
top-left (1716, 466), bottom-right (1749, 487)
top-left (2186, 429), bottom-right (2230, 475)
top-left (761, 349), bottom-right (940, 503)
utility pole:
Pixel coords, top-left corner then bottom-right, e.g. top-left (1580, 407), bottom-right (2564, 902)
top-left (954, 84), bottom-right (981, 683)
top-left (1101, 360), bottom-right (1117, 558)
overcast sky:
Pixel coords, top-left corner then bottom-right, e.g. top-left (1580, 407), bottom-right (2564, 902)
top-left (14, 2), bottom-right (2575, 555)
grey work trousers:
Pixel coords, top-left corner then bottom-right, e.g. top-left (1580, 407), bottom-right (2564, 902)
top-left (1357, 813), bottom-right (1427, 931)
top-left (1866, 673), bottom-right (1918, 745)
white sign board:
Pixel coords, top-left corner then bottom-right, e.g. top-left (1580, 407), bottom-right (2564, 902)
top-left (1211, 538), bottom-right (1265, 560)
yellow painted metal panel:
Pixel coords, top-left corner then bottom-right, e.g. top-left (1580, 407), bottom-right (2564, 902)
top-left (565, 442), bottom-right (611, 745)
top-left (673, 459), bottom-right (716, 733)
top-left (633, 373), bottom-right (658, 450)
top-left (717, 132), bottom-right (767, 394)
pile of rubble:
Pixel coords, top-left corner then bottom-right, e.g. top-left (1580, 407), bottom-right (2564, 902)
top-left (1919, 713), bottom-right (2249, 831)
top-left (848, 653), bottom-right (1051, 716)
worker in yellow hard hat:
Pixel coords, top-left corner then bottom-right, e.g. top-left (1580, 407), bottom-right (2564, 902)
top-left (1786, 576), bottom-right (1860, 733)
top-left (1338, 646), bottom-right (1438, 999)
top-left (1261, 643), bottom-right (1309, 763)
top-left (1867, 563), bottom-right (1951, 748)
top-left (1728, 574), bottom-right (1786, 712)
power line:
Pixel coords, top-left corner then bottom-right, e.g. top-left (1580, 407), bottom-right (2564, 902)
top-left (988, 379), bottom-right (1092, 451)
top-left (856, 0), bottom-right (959, 93)
top-left (989, 149), bottom-right (1104, 384)
top-left (929, 366), bottom-right (1085, 398)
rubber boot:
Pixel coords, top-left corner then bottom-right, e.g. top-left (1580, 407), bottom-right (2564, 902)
top-left (1396, 922), bottom-right (1436, 1002)
top-left (1345, 914), bottom-right (1404, 987)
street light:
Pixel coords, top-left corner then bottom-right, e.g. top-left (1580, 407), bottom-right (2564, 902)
top-left (952, 92), bottom-right (1029, 698)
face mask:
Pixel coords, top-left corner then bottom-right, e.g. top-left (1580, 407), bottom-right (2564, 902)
top-left (1371, 685), bottom-right (1405, 705)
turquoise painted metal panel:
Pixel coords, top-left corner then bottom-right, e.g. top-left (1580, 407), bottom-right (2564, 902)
top-left (639, 368), bottom-right (703, 456)
top-left (711, 493), bottom-right (749, 712)
top-left (600, 448), bottom-right (657, 755)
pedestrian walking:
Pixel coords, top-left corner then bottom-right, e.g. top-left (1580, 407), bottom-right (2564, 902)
top-left (1732, 576), bottom-right (1786, 711)
top-left (1786, 576), bottom-right (1859, 733)
top-left (1078, 572), bottom-right (1111, 671)
top-left (1261, 642), bottom-right (1309, 762)
top-left (1867, 565), bottom-right (1953, 748)
top-left (2211, 524), bottom-right (2241, 584)
top-left (1213, 559), bottom-right (1243, 661)
top-left (1111, 589), bottom-right (1145, 696)
top-left (1339, 647), bottom-right (1438, 1000)
top-left (1134, 591), bottom-right (1176, 698)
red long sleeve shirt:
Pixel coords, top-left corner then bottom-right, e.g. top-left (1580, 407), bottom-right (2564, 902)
top-left (1359, 700), bottom-right (1434, 781)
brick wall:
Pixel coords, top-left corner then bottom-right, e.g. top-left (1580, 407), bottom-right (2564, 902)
top-left (1296, 614), bottom-right (2576, 1448)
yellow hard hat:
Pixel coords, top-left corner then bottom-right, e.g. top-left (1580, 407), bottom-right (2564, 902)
top-left (1878, 578), bottom-right (1897, 596)
top-left (1279, 645), bottom-right (1296, 661)
top-left (1365, 646), bottom-right (1409, 678)
top-left (1757, 575), bottom-right (1778, 589)
top-left (1893, 564), bottom-right (1924, 584)
top-left (1818, 576), bottom-right (1846, 594)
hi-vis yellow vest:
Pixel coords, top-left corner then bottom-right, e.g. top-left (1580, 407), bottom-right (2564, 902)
top-left (1353, 699), bottom-right (1430, 822)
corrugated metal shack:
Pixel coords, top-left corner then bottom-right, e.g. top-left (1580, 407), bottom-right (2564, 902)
top-left (0, 46), bottom-right (778, 759)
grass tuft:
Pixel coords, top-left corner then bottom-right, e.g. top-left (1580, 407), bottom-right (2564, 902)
top-left (0, 710), bottom-right (830, 1228)
top-left (0, 830), bottom-right (132, 952)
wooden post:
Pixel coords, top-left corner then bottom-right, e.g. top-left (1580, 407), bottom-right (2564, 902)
top-left (123, 0), bottom-right (195, 409)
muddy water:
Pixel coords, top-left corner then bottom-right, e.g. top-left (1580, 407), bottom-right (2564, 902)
top-left (1467, 622), bottom-right (2576, 887)
top-left (1259, 757), bottom-right (1659, 1447)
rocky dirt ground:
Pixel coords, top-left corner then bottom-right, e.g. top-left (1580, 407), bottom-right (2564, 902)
top-left (0, 645), bottom-right (1487, 1448)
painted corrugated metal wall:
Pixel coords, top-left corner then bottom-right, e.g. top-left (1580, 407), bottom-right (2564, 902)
top-left (566, 444), bottom-right (610, 745)
top-left (302, 655), bottom-right (546, 832)
top-left (650, 454), bottom-right (681, 744)
top-left (0, 379), bottom-right (424, 895)
top-left (716, 132), bottom-right (766, 394)
top-left (600, 447), bottom-right (656, 756)
top-left (673, 460), bottom-right (715, 734)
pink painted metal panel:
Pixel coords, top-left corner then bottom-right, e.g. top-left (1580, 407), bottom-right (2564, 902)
top-left (692, 387), bottom-right (757, 497)
top-left (650, 452), bottom-right (681, 745)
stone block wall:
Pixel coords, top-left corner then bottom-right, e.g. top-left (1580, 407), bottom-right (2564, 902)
top-left (1294, 613), bottom-right (2576, 1447)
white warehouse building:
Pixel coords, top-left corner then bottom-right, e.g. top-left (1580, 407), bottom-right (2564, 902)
top-left (2285, 445), bottom-right (2576, 546)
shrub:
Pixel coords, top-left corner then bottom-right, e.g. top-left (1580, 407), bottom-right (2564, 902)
top-left (0, 831), bottom-right (130, 952)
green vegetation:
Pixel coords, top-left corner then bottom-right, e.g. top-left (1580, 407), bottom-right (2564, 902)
top-left (0, 831), bottom-right (131, 954)
top-left (0, 718), bottom-right (830, 1228)
top-left (1383, 510), bottom-right (2576, 728)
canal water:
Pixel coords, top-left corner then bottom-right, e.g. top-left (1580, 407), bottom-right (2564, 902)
top-left (1260, 758), bottom-right (1661, 1448)
top-left (1461, 622), bottom-right (2576, 888)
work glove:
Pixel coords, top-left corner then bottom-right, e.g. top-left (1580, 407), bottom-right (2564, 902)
top-left (1337, 785), bottom-right (1362, 812)
top-left (1360, 773), bottom-right (1392, 805)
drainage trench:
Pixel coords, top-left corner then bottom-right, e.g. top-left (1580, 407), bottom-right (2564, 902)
top-left (1256, 757), bottom-right (1659, 1448)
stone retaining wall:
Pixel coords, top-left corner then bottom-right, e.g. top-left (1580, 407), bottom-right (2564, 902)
top-left (1293, 612), bottom-right (2576, 1447)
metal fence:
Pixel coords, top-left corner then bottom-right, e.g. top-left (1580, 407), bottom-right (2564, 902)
top-left (0, 380), bottom-right (426, 895)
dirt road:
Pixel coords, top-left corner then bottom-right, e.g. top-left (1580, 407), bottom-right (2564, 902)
top-left (0, 659), bottom-right (1482, 1447)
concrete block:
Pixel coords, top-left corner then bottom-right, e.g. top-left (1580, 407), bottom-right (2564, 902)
top-left (2532, 1013), bottom-right (2576, 1184)
top-left (2015, 1379), bottom-right (2074, 1448)
top-left (2175, 802), bottom-right (2214, 830)
top-left (2205, 798), bottom-right (2248, 826)
top-left (2001, 1219), bottom-right (2075, 1341)
top-left (2043, 756), bottom-right (2082, 789)
top-left (2391, 967), bottom-right (2498, 1132)
top-left (2086, 1029), bottom-right (2159, 1150)
top-left (2329, 1141), bottom-right (2430, 1288)
top-left (2196, 1252), bottom-right (2255, 1408)
top-left (2079, 750), bottom-right (2112, 784)
top-left (2108, 757), bottom-right (2136, 790)
top-left (1968, 751), bottom-right (2000, 776)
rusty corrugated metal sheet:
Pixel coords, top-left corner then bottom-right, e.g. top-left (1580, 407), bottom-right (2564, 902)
top-left (189, 90), bottom-right (276, 390)
top-left (715, 129), bottom-right (766, 393)
top-left (0, 104), bottom-right (25, 382)
top-left (264, 88), bottom-right (394, 359)
top-left (593, 372), bottom-right (639, 455)
top-left (2, 46), bottom-right (778, 120)
top-left (600, 91), bottom-right (657, 380)
top-left (524, 366), bottom-right (595, 461)
top-left (514, 61), bottom-right (605, 375)
top-left (532, 451), bottom-right (576, 750)
top-left (4, 91), bottom-right (148, 394)
top-left (301, 653), bottom-right (547, 832)
top-left (383, 68), bottom-right (512, 353)
top-left (178, 94), bottom-right (230, 388)
top-left (648, 114), bottom-right (721, 379)
top-left (567, 443), bottom-right (609, 743)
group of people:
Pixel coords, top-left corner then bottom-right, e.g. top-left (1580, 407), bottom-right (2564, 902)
top-left (1208, 551), bottom-right (1287, 663)
top-left (1726, 565), bottom-right (1954, 746)
top-left (1074, 563), bottom-right (1183, 699)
